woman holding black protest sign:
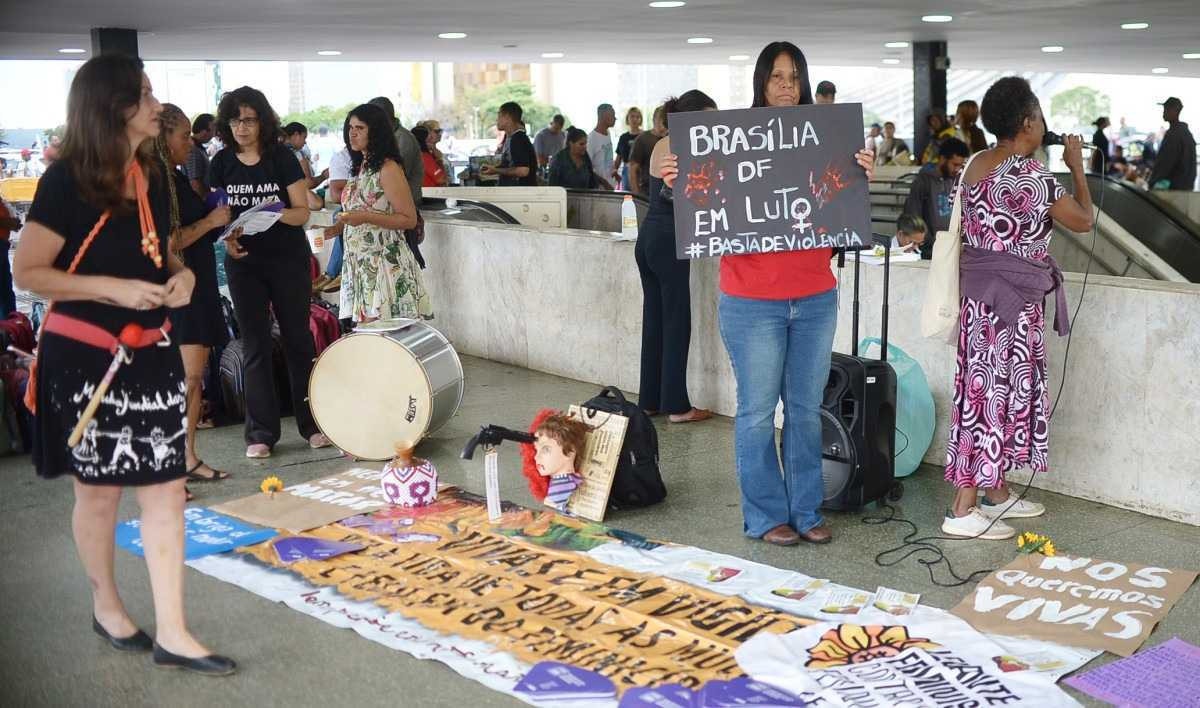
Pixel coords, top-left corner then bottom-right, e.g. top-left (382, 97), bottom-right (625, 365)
top-left (663, 42), bottom-right (874, 546)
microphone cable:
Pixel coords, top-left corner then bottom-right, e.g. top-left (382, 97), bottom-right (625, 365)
top-left (863, 144), bottom-right (1104, 588)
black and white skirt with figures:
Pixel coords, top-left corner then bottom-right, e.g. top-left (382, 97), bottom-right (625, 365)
top-left (34, 334), bottom-right (190, 486)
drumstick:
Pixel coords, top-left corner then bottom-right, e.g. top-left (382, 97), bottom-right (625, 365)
top-left (68, 324), bottom-right (143, 448)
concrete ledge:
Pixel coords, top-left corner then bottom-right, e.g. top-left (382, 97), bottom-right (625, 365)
top-left (421, 217), bottom-right (1200, 525)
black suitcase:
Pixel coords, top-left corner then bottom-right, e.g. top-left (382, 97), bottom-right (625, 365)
top-left (821, 244), bottom-right (901, 510)
top-left (217, 331), bottom-right (293, 422)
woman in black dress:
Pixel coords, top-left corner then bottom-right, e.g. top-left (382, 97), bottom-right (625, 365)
top-left (208, 87), bottom-right (330, 458)
top-left (14, 55), bottom-right (234, 674)
top-left (635, 91), bottom-right (716, 424)
top-left (156, 103), bottom-right (231, 483)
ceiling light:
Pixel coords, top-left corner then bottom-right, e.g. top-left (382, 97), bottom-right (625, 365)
top-left (921, 15), bottom-right (953, 23)
top-left (541, 52), bottom-right (564, 59)
top-left (1041, 46), bottom-right (1064, 53)
top-left (1152, 67), bottom-right (1169, 74)
top-left (884, 41), bottom-right (910, 49)
top-left (686, 37), bottom-right (713, 44)
top-left (316, 50), bottom-right (342, 56)
top-left (649, 1), bottom-right (686, 7)
top-left (1183, 53), bottom-right (1200, 60)
top-left (1120, 22), bottom-right (1150, 30)
top-left (57, 48), bottom-right (86, 54)
top-left (438, 32), bottom-right (468, 39)
top-left (728, 54), bottom-right (750, 61)
top-left (882, 59), bottom-right (901, 65)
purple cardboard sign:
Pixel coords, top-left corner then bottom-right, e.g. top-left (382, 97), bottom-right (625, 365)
top-left (514, 662), bottom-right (616, 700)
top-left (620, 684), bottom-right (694, 707)
top-left (273, 536), bottom-right (364, 564)
top-left (1064, 637), bottom-right (1200, 708)
top-left (697, 677), bottom-right (807, 707)
top-left (205, 188), bottom-right (228, 210)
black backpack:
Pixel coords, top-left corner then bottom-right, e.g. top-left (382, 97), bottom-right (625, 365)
top-left (581, 386), bottom-right (666, 511)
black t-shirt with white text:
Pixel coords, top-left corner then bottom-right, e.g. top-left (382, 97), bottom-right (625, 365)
top-left (500, 130), bottom-right (538, 187)
top-left (207, 143), bottom-right (307, 263)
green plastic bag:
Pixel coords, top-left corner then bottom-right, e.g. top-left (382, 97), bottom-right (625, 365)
top-left (859, 337), bottom-right (935, 478)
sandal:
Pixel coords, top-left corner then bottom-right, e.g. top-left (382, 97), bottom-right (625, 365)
top-left (186, 460), bottom-right (230, 483)
top-left (669, 408), bottom-right (713, 424)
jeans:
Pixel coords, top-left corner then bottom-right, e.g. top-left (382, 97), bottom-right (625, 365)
top-left (718, 288), bottom-right (837, 536)
top-left (325, 235), bottom-right (344, 278)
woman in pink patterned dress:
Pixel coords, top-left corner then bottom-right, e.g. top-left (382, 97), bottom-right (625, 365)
top-left (941, 77), bottom-right (1095, 540)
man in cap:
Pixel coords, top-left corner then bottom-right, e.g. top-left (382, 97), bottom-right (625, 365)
top-left (1148, 97), bottom-right (1196, 191)
top-left (815, 80), bottom-right (836, 105)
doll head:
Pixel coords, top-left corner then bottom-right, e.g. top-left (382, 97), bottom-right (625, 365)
top-left (532, 414), bottom-right (590, 477)
top-left (521, 409), bottom-right (591, 502)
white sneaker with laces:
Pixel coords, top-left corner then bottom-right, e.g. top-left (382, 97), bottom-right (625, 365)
top-left (941, 507), bottom-right (1016, 540)
top-left (978, 495), bottom-right (1046, 520)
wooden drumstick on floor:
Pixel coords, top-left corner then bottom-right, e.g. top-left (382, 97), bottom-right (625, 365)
top-left (68, 324), bottom-right (142, 448)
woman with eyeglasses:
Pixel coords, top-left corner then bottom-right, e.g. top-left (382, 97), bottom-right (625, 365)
top-left (207, 86), bottom-right (331, 459)
top-left (662, 42), bottom-right (875, 547)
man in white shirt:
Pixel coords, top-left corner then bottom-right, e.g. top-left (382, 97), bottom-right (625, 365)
top-left (587, 103), bottom-right (617, 190)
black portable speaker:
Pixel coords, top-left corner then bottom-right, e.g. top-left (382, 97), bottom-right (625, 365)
top-left (821, 243), bottom-right (902, 510)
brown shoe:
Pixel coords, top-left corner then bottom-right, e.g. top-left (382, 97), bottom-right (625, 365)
top-left (798, 524), bottom-right (833, 544)
top-left (669, 408), bottom-right (713, 424)
top-left (762, 524), bottom-right (801, 546)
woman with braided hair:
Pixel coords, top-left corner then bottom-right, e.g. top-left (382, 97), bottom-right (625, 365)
top-left (155, 103), bottom-right (232, 484)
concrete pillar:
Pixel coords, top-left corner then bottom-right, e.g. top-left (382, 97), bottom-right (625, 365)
top-left (912, 41), bottom-right (948, 162)
top-left (90, 28), bottom-right (139, 58)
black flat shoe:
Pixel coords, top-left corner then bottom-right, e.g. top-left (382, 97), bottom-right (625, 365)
top-left (152, 644), bottom-right (237, 676)
top-left (92, 616), bottom-right (153, 652)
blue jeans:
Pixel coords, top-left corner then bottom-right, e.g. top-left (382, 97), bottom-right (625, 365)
top-left (718, 288), bottom-right (838, 536)
top-left (325, 235), bottom-right (343, 278)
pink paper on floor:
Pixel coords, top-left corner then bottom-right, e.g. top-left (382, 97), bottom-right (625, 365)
top-left (1064, 637), bottom-right (1200, 707)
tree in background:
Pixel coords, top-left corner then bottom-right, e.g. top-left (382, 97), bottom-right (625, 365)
top-left (449, 82), bottom-right (566, 139)
top-left (1050, 86), bottom-right (1111, 133)
top-left (281, 103), bottom-right (358, 133)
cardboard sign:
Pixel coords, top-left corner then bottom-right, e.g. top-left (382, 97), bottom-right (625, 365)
top-left (562, 404), bottom-right (628, 523)
top-left (952, 554), bottom-right (1198, 656)
top-left (212, 468), bottom-right (389, 533)
top-left (116, 507), bottom-right (276, 560)
top-left (670, 103), bottom-right (870, 260)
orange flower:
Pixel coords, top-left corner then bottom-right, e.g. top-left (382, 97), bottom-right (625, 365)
top-left (805, 624), bottom-right (940, 669)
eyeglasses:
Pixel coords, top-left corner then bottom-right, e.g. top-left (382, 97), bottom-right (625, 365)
top-left (228, 118), bottom-right (260, 129)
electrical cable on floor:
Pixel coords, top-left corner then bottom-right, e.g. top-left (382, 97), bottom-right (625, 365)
top-left (864, 149), bottom-right (1104, 588)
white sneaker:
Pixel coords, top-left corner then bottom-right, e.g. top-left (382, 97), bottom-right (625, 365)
top-left (942, 507), bottom-right (1016, 540)
top-left (978, 495), bottom-right (1046, 520)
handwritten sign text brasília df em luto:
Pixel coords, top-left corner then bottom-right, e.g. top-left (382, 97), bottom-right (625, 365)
top-left (669, 103), bottom-right (871, 260)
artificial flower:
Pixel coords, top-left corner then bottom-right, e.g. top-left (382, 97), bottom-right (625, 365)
top-left (260, 475), bottom-right (284, 495)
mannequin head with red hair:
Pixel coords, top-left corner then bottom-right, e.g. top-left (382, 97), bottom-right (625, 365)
top-left (521, 410), bottom-right (591, 501)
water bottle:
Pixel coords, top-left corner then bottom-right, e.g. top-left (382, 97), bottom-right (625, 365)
top-left (621, 194), bottom-right (638, 240)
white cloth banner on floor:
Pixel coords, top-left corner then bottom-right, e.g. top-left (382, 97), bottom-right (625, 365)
top-left (190, 538), bottom-right (1098, 706)
top-left (187, 556), bottom-right (614, 708)
top-left (587, 543), bottom-right (1099, 682)
top-left (736, 620), bottom-right (1083, 706)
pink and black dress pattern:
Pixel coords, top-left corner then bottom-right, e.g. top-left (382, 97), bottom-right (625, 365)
top-left (945, 155), bottom-right (1066, 489)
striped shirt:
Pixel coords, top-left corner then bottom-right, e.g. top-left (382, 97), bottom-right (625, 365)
top-left (545, 473), bottom-right (582, 511)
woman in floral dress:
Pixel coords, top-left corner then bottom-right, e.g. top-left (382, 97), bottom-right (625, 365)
top-left (327, 103), bottom-right (430, 322)
top-left (941, 77), bottom-right (1095, 540)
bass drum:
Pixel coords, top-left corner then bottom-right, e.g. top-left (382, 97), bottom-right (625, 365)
top-left (308, 319), bottom-right (464, 460)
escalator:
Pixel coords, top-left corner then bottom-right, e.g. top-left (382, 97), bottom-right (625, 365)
top-left (1056, 173), bottom-right (1200, 281)
top-left (565, 189), bottom-right (649, 232)
top-left (420, 197), bottom-right (520, 225)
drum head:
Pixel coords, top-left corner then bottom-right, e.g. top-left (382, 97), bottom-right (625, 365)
top-left (309, 333), bottom-right (434, 460)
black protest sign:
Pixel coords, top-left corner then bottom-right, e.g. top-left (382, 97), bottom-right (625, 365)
top-left (670, 103), bottom-right (870, 260)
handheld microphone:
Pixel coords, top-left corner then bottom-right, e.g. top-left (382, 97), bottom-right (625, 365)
top-left (1043, 131), bottom-right (1095, 150)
